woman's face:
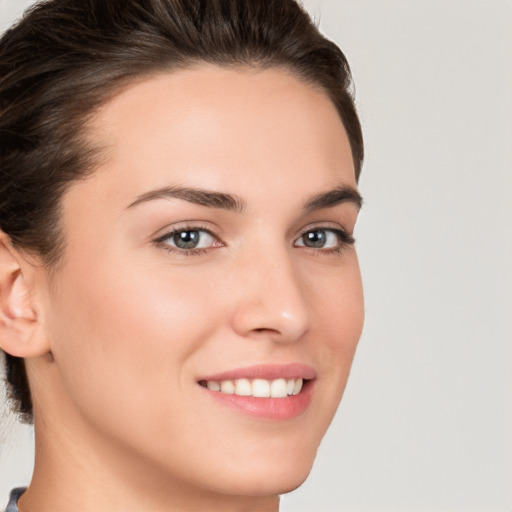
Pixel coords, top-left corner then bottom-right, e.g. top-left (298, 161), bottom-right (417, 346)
top-left (34, 65), bottom-right (364, 498)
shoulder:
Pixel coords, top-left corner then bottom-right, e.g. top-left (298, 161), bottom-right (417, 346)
top-left (4, 488), bottom-right (25, 512)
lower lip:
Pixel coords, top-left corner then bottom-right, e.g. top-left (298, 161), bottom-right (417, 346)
top-left (200, 380), bottom-right (315, 420)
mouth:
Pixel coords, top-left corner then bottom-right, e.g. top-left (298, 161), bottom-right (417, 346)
top-left (198, 377), bottom-right (305, 398)
top-left (197, 364), bottom-right (316, 420)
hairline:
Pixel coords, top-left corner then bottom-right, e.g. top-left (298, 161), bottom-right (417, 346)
top-left (39, 60), bottom-right (360, 272)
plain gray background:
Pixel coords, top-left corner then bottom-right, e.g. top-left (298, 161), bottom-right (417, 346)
top-left (1, 1), bottom-right (511, 510)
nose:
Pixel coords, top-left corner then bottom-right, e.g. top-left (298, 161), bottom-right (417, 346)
top-left (230, 247), bottom-right (310, 343)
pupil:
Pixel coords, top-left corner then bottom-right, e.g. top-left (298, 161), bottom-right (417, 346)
top-left (304, 230), bottom-right (326, 248)
top-left (174, 230), bottom-right (199, 249)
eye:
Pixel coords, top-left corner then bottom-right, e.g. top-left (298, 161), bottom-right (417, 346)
top-left (294, 228), bottom-right (354, 251)
top-left (155, 227), bottom-right (221, 252)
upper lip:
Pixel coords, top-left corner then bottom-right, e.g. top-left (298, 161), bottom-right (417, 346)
top-left (198, 363), bottom-right (316, 382)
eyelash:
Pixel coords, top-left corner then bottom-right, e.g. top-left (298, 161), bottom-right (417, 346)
top-left (154, 224), bottom-right (220, 256)
top-left (299, 228), bottom-right (355, 255)
top-left (154, 225), bottom-right (355, 257)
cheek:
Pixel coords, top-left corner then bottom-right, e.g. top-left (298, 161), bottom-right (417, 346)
top-left (40, 241), bottom-right (364, 494)
top-left (307, 253), bottom-right (364, 351)
top-left (332, 265), bottom-right (364, 358)
top-left (44, 249), bottom-right (224, 433)
top-left (305, 255), bottom-right (364, 410)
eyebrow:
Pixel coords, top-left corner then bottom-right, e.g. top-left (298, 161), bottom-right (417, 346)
top-left (303, 185), bottom-right (363, 212)
top-left (127, 186), bottom-right (245, 213)
top-left (126, 184), bottom-right (362, 213)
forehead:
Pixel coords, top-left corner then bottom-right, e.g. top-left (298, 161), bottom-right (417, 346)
top-left (70, 64), bottom-right (356, 217)
top-left (92, 65), bottom-right (352, 172)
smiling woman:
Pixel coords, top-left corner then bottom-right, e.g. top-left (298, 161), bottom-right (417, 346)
top-left (0, 1), bottom-right (363, 511)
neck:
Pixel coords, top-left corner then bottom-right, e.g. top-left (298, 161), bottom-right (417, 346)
top-left (20, 413), bottom-right (280, 512)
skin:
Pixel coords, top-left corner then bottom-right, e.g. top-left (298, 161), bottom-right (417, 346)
top-left (1, 65), bottom-right (363, 512)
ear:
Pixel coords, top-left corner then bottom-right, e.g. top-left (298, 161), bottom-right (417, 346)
top-left (0, 232), bottom-right (50, 358)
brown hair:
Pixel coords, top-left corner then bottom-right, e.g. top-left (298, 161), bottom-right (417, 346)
top-left (0, 0), bottom-right (363, 423)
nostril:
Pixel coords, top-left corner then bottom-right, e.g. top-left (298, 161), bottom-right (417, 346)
top-left (230, 289), bottom-right (309, 341)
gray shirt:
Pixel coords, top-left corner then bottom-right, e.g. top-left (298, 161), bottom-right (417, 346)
top-left (4, 488), bottom-right (25, 512)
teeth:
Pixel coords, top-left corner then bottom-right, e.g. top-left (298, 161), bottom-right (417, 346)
top-left (220, 380), bottom-right (235, 394)
top-left (204, 378), bottom-right (304, 398)
top-left (270, 378), bottom-right (287, 398)
top-left (207, 381), bottom-right (221, 392)
top-left (234, 378), bottom-right (252, 396)
top-left (252, 378), bottom-right (270, 397)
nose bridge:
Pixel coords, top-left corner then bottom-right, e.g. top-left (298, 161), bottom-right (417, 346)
top-left (231, 241), bottom-right (310, 341)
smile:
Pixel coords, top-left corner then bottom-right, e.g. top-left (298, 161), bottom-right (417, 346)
top-left (197, 364), bottom-right (316, 420)
top-left (199, 378), bottom-right (304, 398)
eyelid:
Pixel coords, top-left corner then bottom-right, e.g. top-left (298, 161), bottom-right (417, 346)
top-left (293, 224), bottom-right (355, 250)
top-left (153, 223), bottom-right (225, 255)
top-left (154, 225), bottom-right (212, 242)
top-left (153, 220), bottom-right (222, 241)
top-left (151, 221), bottom-right (355, 257)
top-left (295, 221), bottom-right (354, 238)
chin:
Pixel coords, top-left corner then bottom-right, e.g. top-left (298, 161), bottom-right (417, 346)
top-left (225, 473), bottom-right (311, 498)
top-left (214, 451), bottom-right (315, 498)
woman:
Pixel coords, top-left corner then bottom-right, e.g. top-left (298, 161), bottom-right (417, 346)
top-left (0, 0), bottom-right (364, 510)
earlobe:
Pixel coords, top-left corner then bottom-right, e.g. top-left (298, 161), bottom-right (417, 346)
top-left (0, 232), bottom-right (50, 358)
